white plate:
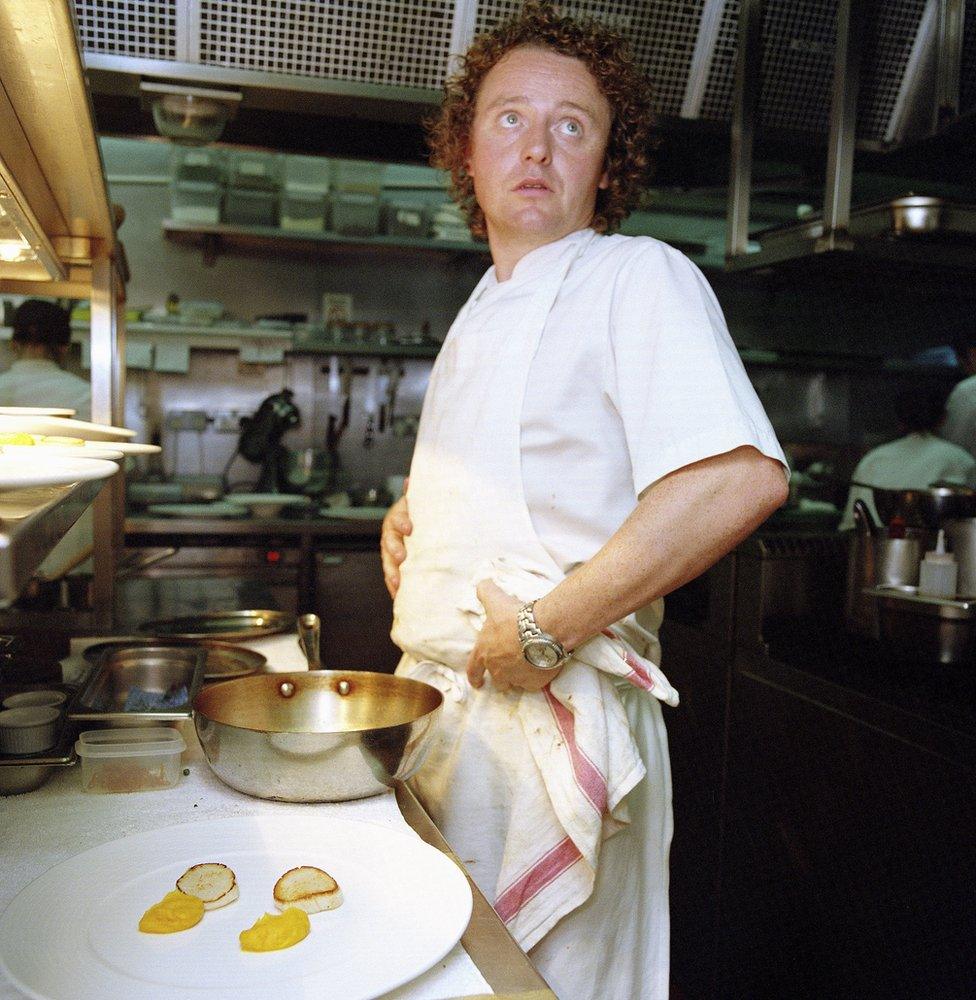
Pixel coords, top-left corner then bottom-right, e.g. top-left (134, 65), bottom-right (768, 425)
top-left (0, 455), bottom-right (118, 490)
top-left (229, 493), bottom-right (312, 506)
top-left (146, 502), bottom-right (249, 518)
top-left (319, 505), bottom-right (389, 520)
top-left (0, 815), bottom-right (473, 1000)
top-left (0, 406), bottom-right (75, 417)
top-left (0, 444), bottom-right (124, 462)
top-left (0, 415), bottom-right (135, 441)
top-left (95, 441), bottom-right (160, 456)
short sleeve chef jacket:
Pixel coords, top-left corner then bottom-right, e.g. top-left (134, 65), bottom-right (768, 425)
top-left (507, 231), bottom-right (787, 574)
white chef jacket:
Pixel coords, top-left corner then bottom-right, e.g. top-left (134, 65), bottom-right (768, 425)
top-left (840, 431), bottom-right (976, 530)
top-left (504, 232), bottom-right (788, 573)
top-left (0, 358), bottom-right (91, 421)
top-left (942, 374), bottom-right (976, 458)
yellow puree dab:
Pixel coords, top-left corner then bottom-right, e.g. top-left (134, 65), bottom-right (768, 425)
top-left (239, 907), bottom-right (310, 952)
top-left (139, 890), bottom-right (205, 933)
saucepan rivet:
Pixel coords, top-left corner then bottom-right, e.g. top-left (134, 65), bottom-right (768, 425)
top-left (279, 681), bottom-right (295, 698)
top-left (337, 680), bottom-right (351, 696)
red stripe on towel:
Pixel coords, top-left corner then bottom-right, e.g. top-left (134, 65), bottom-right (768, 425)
top-left (495, 836), bottom-right (583, 923)
top-left (622, 649), bottom-right (655, 691)
top-left (544, 688), bottom-right (607, 814)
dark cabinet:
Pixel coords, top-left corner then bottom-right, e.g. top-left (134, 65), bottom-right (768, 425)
top-left (314, 548), bottom-right (401, 673)
top-left (720, 671), bottom-right (976, 1000)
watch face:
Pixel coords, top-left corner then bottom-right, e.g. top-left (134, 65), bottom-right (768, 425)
top-left (524, 639), bottom-right (560, 670)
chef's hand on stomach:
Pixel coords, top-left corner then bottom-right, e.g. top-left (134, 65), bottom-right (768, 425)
top-left (381, 490), bottom-right (412, 598)
top-left (466, 580), bottom-right (562, 693)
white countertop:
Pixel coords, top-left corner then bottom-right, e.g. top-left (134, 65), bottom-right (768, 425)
top-left (0, 633), bottom-right (492, 1000)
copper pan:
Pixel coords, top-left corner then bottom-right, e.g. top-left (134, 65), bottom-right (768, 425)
top-left (193, 670), bottom-right (442, 802)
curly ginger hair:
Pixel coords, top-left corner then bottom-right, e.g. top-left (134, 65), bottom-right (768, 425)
top-left (426, 2), bottom-right (655, 241)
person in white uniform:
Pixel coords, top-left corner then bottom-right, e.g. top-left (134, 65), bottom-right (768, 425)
top-left (0, 299), bottom-right (93, 583)
top-left (380, 6), bottom-right (788, 998)
top-left (840, 384), bottom-right (976, 530)
top-left (942, 332), bottom-right (976, 457)
top-left (0, 299), bottom-right (91, 420)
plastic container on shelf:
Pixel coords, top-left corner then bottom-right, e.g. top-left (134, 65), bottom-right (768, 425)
top-left (332, 159), bottom-right (385, 196)
top-left (383, 200), bottom-right (430, 238)
top-left (171, 180), bottom-right (222, 224)
top-left (228, 150), bottom-right (282, 191)
top-left (172, 146), bottom-right (226, 185)
top-left (283, 154), bottom-right (332, 194)
top-left (330, 191), bottom-right (380, 236)
top-left (281, 191), bottom-right (328, 232)
top-left (75, 728), bottom-right (186, 794)
top-left (223, 187), bottom-right (279, 227)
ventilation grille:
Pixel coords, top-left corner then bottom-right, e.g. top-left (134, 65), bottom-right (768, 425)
top-left (857, 0), bottom-right (927, 141)
top-left (73, 0), bottom-right (179, 60)
top-left (196, 0), bottom-right (455, 90)
top-left (472, 1), bottom-right (705, 118)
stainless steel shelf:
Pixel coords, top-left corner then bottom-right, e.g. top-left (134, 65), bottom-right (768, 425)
top-left (161, 219), bottom-right (488, 265)
top-left (0, 477), bottom-right (107, 607)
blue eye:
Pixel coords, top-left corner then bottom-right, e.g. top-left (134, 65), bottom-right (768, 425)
top-left (501, 112), bottom-right (519, 127)
top-left (561, 119), bottom-right (581, 136)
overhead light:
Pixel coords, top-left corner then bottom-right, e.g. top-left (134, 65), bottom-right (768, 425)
top-left (0, 177), bottom-right (63, 279)
top-left (140, 82), bottom-right (243, 145)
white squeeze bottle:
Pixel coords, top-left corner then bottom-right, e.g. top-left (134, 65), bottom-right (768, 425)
top-left (918, 529), bottom-right (957, 598)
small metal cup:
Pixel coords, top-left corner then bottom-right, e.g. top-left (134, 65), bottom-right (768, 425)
top-left (874, 537), bottom-right (922, 587)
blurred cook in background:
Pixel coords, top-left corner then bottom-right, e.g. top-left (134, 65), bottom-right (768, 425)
top-left (0, 299), bottom-right (90, 420)
top-left (0, 298), bottom-right (94, 589)
top-left (941, 330), bottom-right (976, 458)
top-left (840, 383), bottom-right (976, 530)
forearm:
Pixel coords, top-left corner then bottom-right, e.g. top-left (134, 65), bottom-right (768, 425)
top-left (533, 446), bottom-right (788, 650)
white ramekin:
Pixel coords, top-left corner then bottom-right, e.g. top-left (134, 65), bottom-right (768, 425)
top-left (2, 690), bottom-right (68, 710)
top-left (0, 706), bottom-right (60, 754)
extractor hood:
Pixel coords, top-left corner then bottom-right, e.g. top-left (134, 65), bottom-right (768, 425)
top-left (725, 0), bottom-right (976, 273)
top-left (71, 1), bottom-right (974, 156)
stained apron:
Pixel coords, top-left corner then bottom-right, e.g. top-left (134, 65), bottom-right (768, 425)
top-left (392, 229), bottom-right (672, 999)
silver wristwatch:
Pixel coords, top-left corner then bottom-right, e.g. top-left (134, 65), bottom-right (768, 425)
top-left (516, 601), bottom-right (570, 670)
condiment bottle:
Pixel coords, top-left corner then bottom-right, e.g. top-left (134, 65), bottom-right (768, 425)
top-left (918, 529), bottom-right (957, 598)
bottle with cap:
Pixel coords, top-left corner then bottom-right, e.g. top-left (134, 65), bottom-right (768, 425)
top-left (917, 529), bottom-right (957, 598)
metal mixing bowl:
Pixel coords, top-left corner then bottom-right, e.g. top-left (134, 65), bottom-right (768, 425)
top-left (193, 670), bottom-right (442, 802)
top-left (854, 483), bottom-right (976, 529)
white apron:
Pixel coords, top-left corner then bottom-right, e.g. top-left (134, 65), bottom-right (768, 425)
top-left (393, 230), bottom-right (673, 1000)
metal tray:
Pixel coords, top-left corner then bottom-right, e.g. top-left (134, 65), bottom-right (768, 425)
top-left (138, 609), bottom-right (293, 641)
top-left (82, 638), bottom-right (267, 682)
top-left (68, 645), bottom-right (205, 726)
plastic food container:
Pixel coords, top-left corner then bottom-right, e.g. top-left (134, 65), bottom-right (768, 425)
top-left (0, 707), bottom-right (60, 754)
top-left (2, 690), bottom-right (68, 710)
top-left (281, 191), bottom-right (327, 232)
top-left (223, 188), bottom-right (279, 227)
top-left (75, 728), bottom-right (186, 793)
top-left (171, 180), bottom-right (222, 224)
top-left (331, 191), bottom-right (380, 236)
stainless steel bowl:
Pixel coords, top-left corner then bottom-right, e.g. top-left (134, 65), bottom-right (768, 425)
top-left (854, 483), bottom-right (976, 529)
top-left (193, 670), bottom-right (442, 802)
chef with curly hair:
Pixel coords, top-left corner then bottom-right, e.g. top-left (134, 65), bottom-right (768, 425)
top-left (381, 5), bottom-right (788, 997)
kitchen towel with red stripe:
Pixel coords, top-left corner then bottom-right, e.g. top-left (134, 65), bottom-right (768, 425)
top-left (462, 557), bottom-right (679, 949)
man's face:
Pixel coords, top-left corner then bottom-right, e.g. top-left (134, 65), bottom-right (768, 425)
top-left (466, 46), bottom-right (612, 249)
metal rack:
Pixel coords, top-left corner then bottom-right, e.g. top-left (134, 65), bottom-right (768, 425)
top-left (0, 479), bottom-right (108, 609)
top-left (0, 0), bottom-right (126, 624)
